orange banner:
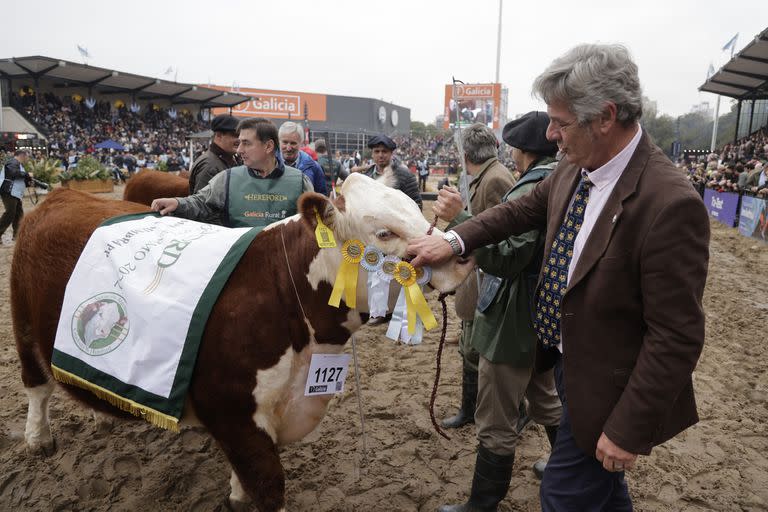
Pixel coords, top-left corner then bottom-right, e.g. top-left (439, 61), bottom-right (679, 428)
top-left (210, 85), bottom-right (327, 121)
top-left (443, 83), bottom-right (502, 130)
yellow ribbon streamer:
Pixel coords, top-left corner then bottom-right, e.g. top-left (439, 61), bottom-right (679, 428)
top-left (394, 261), bottom-right (437, 334)
top-left (328, 239), bottom-right (364, 309)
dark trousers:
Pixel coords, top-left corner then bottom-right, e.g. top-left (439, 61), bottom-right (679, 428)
top-left (540, 356), bottom-right (632, 512)
top-left (0, 194), bottom-right (23, 239)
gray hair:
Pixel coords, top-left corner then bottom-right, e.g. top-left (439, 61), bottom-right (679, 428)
top-left (278, 121), bottom-right (304, 142)
top-left (461, 123), bottom-right (498, 165)
top-left (533, 43), bottom-right (643, 126)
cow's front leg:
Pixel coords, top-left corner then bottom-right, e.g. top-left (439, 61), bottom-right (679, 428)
top-left (216, 423), bottom-right (285, 512)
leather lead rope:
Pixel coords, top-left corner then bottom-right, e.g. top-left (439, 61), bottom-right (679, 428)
top-left (426, 217), bottom-right (453, 440)
top-left (430, 292), bottom-right (453, 440)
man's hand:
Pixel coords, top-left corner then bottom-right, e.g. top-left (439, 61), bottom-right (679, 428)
top-left (151, 198), bottom-right (179, 216)
top-left (433, 186), bottom-right (464, 222)
top-left (595, 432), bottom-right (638, 472)
top-left (407, 234), bottom-right (455, 268)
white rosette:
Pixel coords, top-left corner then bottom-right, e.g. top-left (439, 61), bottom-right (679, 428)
top-left (365, 249), bottom-right (391, 320)
top-left (386, 262), bottom-right (432, 345)
top-left (360, 246), bottom-right (385, 273)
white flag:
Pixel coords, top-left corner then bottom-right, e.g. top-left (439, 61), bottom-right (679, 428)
top-left (706, 63), bottom-right (715, 80)
top-left (722, 33), bottom-right (739, 52)
top-left (163, 66), bottom-right (174, 75)
top-left (77, 45), bottom-right (91, 59)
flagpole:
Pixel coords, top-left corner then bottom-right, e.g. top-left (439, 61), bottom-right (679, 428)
top-left (710, 35), bottom-right (738, 151)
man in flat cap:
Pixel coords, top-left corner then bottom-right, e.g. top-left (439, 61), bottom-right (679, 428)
top-left (362, 134), bottom-right (422, 208)
top-left (357, 133), bottom-right (422, 326)
top-left (436, 113), bottom-right (563, 511)
top-left (189, 114), bottom-right (241, 194)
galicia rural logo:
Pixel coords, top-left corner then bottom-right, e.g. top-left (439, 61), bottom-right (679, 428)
top-left (71, 293), bottom-right (130, 356)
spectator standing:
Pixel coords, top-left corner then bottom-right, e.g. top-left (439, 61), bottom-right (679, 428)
top-left (278, 122), bottom-right (327, 195)
top-left (439, 124), bottom-right (516, 430)
top-left (189, 114), bottom-right (241, 194)
top-left (361, 134), bottom-right (422, 208)
top-left (437, 113), bottom-right (562, 511)
top-left (315, 138), bottom-right (342, 195)
top-left (418, 158), bottom-right (430, 192)
top-left (0, 149), bottom-right (31, 245)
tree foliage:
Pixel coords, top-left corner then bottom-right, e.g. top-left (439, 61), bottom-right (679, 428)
top-left (641, 97), bottom-right (739, 156)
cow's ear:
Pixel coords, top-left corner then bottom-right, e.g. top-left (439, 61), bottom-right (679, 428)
top-left (299, 192), bottom-right (337, 230)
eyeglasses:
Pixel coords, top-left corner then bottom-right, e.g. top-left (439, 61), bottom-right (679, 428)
top-left (549, 118), bottom-right (578, 132)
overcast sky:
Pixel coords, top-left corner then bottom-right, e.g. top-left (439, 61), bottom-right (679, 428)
top-left (3, 0), bottom-right (766, 123)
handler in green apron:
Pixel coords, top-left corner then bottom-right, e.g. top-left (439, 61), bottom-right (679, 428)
top-left (152, 117), bottom-right (313, 230)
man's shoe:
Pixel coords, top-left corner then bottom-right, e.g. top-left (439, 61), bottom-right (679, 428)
top-left (367, 316), bottom-right (388, 326)
top-left (532, 458), bottom-right (548, 480)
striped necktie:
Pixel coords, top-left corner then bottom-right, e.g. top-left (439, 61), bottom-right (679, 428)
top-left (534, 176), bottom-right (592, 349)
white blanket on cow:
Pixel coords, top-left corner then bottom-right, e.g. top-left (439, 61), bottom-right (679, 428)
top-left (51, 213), bottom-right (259, 430)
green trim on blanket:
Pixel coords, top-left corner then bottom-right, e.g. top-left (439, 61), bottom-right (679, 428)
top-left (51, 362), bottom-right (180, 430)
top-left (168, 224), bottom-right (261, 418)
top-left (51, 215), bottom-right (261, 430)
top-left (99, 211), bottom-right (161, 227)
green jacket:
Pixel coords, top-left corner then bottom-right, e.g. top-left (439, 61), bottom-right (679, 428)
top-left (466, 158), bottom-right (557, 365)
top-left (175, 161), bottom-right (313, 227)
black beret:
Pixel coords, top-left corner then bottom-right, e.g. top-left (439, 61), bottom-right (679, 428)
top-left (211, 114), bottom-right (239, 133)
top-left (367, 134), bottom-right (397, 150)
top-left (502, 111), bottom-right (558, 156)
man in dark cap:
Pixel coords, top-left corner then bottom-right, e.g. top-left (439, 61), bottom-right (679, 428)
top-left (436, 113), bottom-right (562, 512)
top-left (361, 134), bottom-right (422, 208)
top-left (188, 114), bottom-right (241, 194)
top-left (358, 133), bottom-right (423, 326)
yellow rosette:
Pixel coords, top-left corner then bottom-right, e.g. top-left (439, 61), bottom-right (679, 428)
top-left (328, 240), bottom-right (364, 309)
top-left (394, 261), bottom-right (437, 334)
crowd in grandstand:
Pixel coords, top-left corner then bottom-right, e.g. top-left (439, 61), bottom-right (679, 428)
top-left (682, 130), bottom-right (768, 197)
top-left (10, 90), bottom-right (206, 170)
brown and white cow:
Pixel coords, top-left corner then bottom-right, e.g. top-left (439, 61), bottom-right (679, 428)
top-left (123, 169), bottom-right (189, 206)
top-left (11, 173), bottom-right (471, 512)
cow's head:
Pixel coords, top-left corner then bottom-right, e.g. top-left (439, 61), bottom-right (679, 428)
top-left (299, 173), bottom-right (472, 292)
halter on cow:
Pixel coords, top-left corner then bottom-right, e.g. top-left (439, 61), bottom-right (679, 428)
top-left (11, 173), bottom-right (472, 511)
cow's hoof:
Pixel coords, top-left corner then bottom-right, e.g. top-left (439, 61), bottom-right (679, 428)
top-left (26, 438), bottom-right (56, 457)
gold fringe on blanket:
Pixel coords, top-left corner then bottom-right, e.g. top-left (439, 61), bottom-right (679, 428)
top-left (51, 365), bottom-right (180, 432)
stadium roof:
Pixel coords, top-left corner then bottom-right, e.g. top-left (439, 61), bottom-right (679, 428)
top-left (0, 56), bottom-right (251, 108)
top-left (700, 27), bottom-right (768, 100)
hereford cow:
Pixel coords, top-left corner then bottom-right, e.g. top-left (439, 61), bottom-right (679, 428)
top-left (123, 169), bottom-right (189, 206)
top-left (11, 173), bottom-right (472, 512)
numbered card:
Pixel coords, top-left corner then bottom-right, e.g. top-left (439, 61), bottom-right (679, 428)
top-left (304, 354), bottom-right (351, 396)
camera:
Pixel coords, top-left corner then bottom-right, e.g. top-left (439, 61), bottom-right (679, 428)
top-left (25, 176), bottom-right (50, 190)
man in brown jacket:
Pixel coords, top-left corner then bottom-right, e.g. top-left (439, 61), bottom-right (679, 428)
top-left (440, 123), bottom-right (516, 430)
top-left (188, 114), bottom-right (241, 194)
top-left (409, 43), bottom-right (709, 510)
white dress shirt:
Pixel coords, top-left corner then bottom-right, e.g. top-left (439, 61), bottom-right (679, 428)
top-left (556, 125), bottom-right (642, 352)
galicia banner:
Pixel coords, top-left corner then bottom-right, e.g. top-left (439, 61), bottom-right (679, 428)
top-left (738, 195), bottom-right (768, 243)
top-left (703, 189), bottom-right (740, 227)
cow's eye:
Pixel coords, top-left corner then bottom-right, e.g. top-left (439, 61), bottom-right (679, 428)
top-left (375, 229), bottom-right (396, 241)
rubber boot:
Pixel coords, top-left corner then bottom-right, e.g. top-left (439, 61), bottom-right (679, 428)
top-left (438, 446), bottom-right (515, 512)
top-left (533, 425), bottom-right (559, 480)
top-left (441, 362), bottom-right (478, 429)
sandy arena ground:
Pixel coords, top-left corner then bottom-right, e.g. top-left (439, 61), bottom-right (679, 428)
top-left (0, 183), bottom-right (766, 511)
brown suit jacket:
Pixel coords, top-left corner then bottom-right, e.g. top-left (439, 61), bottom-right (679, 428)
top-left (453, 158), bottom-right (516, 320)
top-left (452, 132), bottom-right (710, 455)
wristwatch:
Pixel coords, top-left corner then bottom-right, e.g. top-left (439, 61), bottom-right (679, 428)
top-left (442, 230), bottom-right (462, 255)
